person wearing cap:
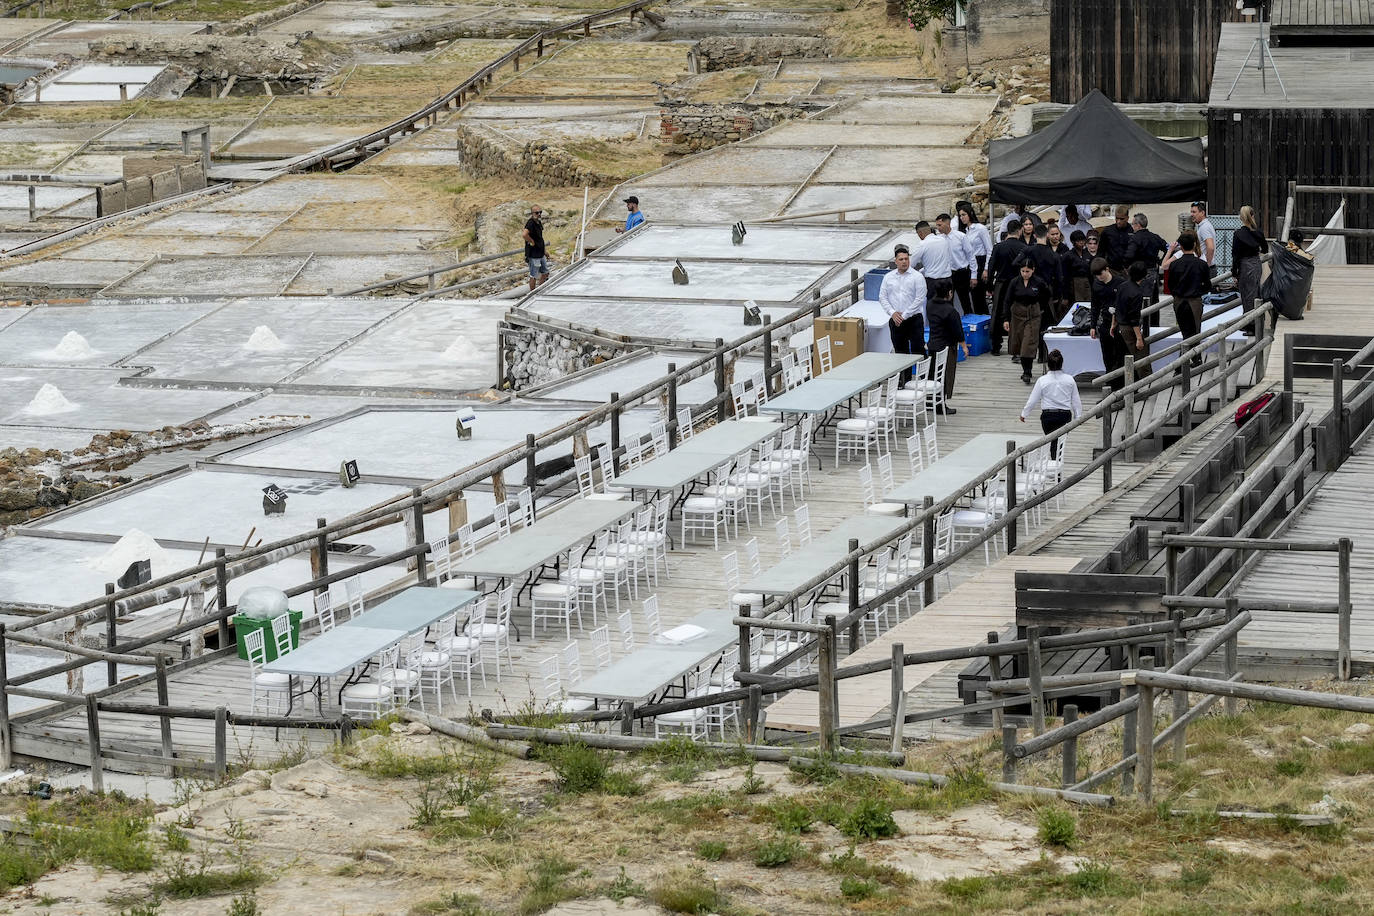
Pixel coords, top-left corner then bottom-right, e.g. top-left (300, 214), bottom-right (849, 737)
top-left (616, 195), bottom-right (645, 234)
top-left (522, 204), bottom-right (549, 291)
top-left (877, 243), bottom-right (927, 385)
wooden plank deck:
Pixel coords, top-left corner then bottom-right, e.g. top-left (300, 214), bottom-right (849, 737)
top-left (762, 554), bottom-right (1081, 732)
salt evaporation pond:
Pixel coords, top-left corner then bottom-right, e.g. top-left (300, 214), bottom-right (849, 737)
top-left (23, 383), bottom-right (78, 415)
top-left (244, 325), bottom-right (287, 352)
top-left (50, 330), bottom-right (97, 361)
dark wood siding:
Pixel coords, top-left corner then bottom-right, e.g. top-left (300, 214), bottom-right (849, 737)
top-left (1207, 106), bottom-right (1374, 263)
top-left (1052, 0), bottom-right (1243, 104)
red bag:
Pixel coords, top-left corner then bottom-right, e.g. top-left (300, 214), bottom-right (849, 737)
top-left (1234, 393), bottom-right (1275, 427)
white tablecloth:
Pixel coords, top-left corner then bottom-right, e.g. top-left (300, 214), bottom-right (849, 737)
top-left (1046, 306), bottom-right (1246, 377)
top-left (839, 300), bottom-right (894, 353)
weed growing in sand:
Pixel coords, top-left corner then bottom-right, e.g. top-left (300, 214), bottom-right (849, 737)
top-left (153, 818), bottom-right (264, 900)
top-left (637, 734), bottom-right (719, 783)
top-left (839, 796), bottom-right (899, 840)
top-left (1037, 806), bottom-right (1077, 848)
top-left (696, 840), bottom-right (727, 861)
top-left (537, 742), bottom-right (642, 795)
top-left (840, 874), bottom-right (879, 901)
top-left (410, 893), bottom-right (488, 915)
top-left (225, 892), bottom-right (259, 916)
top-left (650, 867), bottom-right (721, 914)
top-left (115, 900), bottom-right (162, 916)
top-left (1, 791), bottom-right (156, 893)
top-left (764, 797), bottom-right (814, 834)
top-left (752, 834), bottom-right (801, 868)
top-left (517, 856), bottom-right (582, 915)
top-left (603, 866), bottom-right (646, 902)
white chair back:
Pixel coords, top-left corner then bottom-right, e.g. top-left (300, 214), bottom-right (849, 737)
top-left (794, 504), bottom-right (811, 545)
top-left (314, 592), bottom-right (336, 633)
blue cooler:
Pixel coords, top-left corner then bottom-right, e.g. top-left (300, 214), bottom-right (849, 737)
top-left (961, 314), bottom-right (991, 356)
top-left (863, 268), bottom-right (891, 301)
top-left (923, 326), bottom-right (966, 361)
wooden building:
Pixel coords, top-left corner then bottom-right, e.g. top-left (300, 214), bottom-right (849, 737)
top-left (1271, 0), bottom-right (1374, 43)
top-left (1206, 21), bottom-right (1374, 262)
top-left (1050, 0), bottom-right (1243, 104)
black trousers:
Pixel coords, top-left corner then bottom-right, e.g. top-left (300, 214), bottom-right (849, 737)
top-left (888, 314), bottom-right (925, 384)
top-left (925, 275), bottom-right (950, 299)
top-left (951, 267), bottom-right (972, 316)
top-left (1175, 297), bottom-right (1203, 342)
top-left (1041, 409), bottom-right (1072, 459)
top-left (1098, 330), bottom-right (1124, 391)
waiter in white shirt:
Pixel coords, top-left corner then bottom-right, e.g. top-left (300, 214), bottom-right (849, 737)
top-left (914, 220), bottom-right (951, 299)
top-left (878, 243), bottom-right (927, 384)
top-left (1019, 349), bottom-right (1082, 459)
top-left (938, 212), bottom-right (974, 316)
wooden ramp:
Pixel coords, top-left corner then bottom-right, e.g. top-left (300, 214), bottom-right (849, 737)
top-left (763, 554), bottom-right (1082, 733)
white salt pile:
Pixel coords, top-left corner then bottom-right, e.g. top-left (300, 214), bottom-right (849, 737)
top-left (443, 336), bottom-right (480, 362)
top-left (87, 529), bottom-right (174, 577)
top-left (51, 330), bottom-right (96, 360)
top-left (23, 383), bottom-right (78, 415)
top-left (244, 325), bottom-right (287, 352)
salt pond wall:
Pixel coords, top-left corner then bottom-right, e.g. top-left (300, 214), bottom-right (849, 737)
top-left (499, 317), bottom-right (633, 390)
top-left (659, 101), bottom-right (810, 153)
top-left (453, 123), bottom-right (613, 188)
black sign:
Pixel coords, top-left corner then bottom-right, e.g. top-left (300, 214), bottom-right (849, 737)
top-left (341, 459), bottom-right (360, 484)
top-left (117, 558), bottom-right (152, 589)
top-left (262, 484), bottom-right (287, 504)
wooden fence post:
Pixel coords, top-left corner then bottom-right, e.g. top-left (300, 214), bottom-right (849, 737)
top-left (666, 363), bottom-right (678, 449)
top-left (1172, 635), bottom-right (1188, 763)
top-left (1002, 724), bottom-right (1017, 783)
top-left (1122, 642), bottom-right (1138, 795)
top-left (1136, 660), bottom-right (1155, 804)
top-left (763, 325), bottom-right (774, 395)
top-left (156, 657), bottom-right (174, 775)
top-left (1331, 358), bottom-right (1345, 471)
top-left (0, 623), bottom-right (10, 770)
top-left (215, 548), bottom-right (230, 644)
top-left (214, 707), bottom-right (228, 780)
top-left (1027, 626), bottom-right (1046, 736)
top-left (1061, 704), bottom-right (1078, 787)
top-left (1338, 537), bottom-right (1352, 680)
top-left (846, 538), bottom-right (861, 653)
top-left (1224, 597), bottom-right (1239, 716)
top-left (817, 628), bottom-right (836, 753)
top-left (922, 496), bottom-right (936, 606)
top-left (747, 685), bottom-right (762, 743)
top-left (890, 642), bottom-right (905, 754)
top-left (104, 583), bottom-right (118, 688)
top-left (987, 631), bottom-right (1004, 730)
top-left (620, 701), bottom-right (634, 736)
top-left (1005, 440), bottom-right (1018, 553)
top-left (738, 604), bottom-right (752, 678)
top-left (1124, 356), bottom-right (1136, 462)
top-left (525, 434), bottom-right (538, 516)
top-left (1100, 402), bottom-right (1113, 492)
top-left (410, 488), bottom-right (429, 585)
top-left (312, 518), bottom-right (329, 595)
top-left (610, 392), bottom-right (622, 473)
top-left (713, 339), bottom-right (727, 421)
top-left (86, 695), bottom-right (104, 794)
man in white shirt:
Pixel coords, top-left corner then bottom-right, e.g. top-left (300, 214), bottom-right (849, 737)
top-left (1167, 201), bottom-right (1217, 270)
top-left (1019, 349), bottom-right (1082, 459)
top-left (878, 243), bottom-right (927, 384)
top-left (937, 212), bottom-right (974, 315)
top-left (914, 220), bottom-right (951, 298)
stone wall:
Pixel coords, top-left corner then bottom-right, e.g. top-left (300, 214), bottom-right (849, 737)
top-left (88, 34), bottom-right (339, 81)
top-left (454, 122), bottom-right (612, 188)
top-left (501, 321), bottom-right (631, 391)
top-left (223, 0), bottom-right (317, 36)
top-left (97, 159), bottom-right (206, 217)
top-left (940, 0), bottom-right (1050, 83)
top-left (659, 101), bottom-right (809, 153)
top-left (692, 35), bottom-right (830, 71)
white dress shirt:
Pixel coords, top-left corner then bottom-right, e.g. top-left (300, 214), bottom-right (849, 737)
top-left (1057, 208), bottom-right (1093, 242)
top-left (1195, 218), bottom-right (1216, 264)
top-left (916, 233), bottom-right (951, 278)
top-left (1000, 211), bottom-right (1029, 237)
top-left (961, 222), bottom-right (993, 262)
top-left (1021, 370), bottom-right (1083, 419)
top-left (878, 266), bottom-right (927, 320)
top-left (943, 227), bottom-right (973, 271)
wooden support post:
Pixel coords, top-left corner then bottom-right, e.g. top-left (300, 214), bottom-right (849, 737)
top-left (1224, 597), bottom-right (1239, 716)
top-left (620, 701), bottom-right (634, 736)
top-left (666, 363), bottom-right (678, 449)
top-left (714, 339), bottom-right (726, 420)
top-left (1002, 723), bottom-right (1017, 783)
top-left (609, 392), bottom-right (622, 473)
top-left (1061, 704), bottom-right (1078, 787)
top-left (846, 538), bottom-right (861, 653)
top-left (1027, 626), bottom-right (1046, 736)
top-left (747, 685), bottom-right (762, 742)
top-left (86, 695), bottom-right (103, 793)
top-left (0, 623), bottom-right (10, 770)
top-left (850, 267), bottom-right (859, 304)
top-left (1180, 357), bottom-right (1193, 434)
top-left (1005, 440), bottom-right (1018, 553)
top-left (817, 628), bottom-right (836, 753)
top-left (156, 657), bottom-right (173, 775)
top-left (213, 706), bottom-right (228, 780)
top-left (1283, 333), bottom-right (1295, 396)
top-left (737, 603), bottom-right (752, 677)
top-left (27, 185), bottom-right (36, 222)
top-left (763, 326), bottom-right (774, 395)
top-left (889, 642), bottom-right (904, 751)
top-left (987, 631), bottom-right (1004, 730)
top-left (1122, 641), bottom-right (1138, 795)
top-left (1338, 537), bottom-right (1353, 680)
top-left (921, 496), bottom-right (936, 606)
top-left (1179, 483), bottom-right (1195, 531)
top-left (1100, 404), bottom-right (1113, 492)
top-left (1136, 661), bottom-right (1155, 804)
top-left (1172, 635), bottom-right (1188, 764)
top-left (104, 583), bottom-right (118, 688)
top-left (215, 547), bottom-right (230, 647)
top-left (311, 517), bottom-right (329, 594)
top-left (525, 434), bottom-right (538, 510)
top-left (410, 488), bottom-right (429, 585)
top-left (1165, 544), bottom-right (1178, 597)
top-left (1123, 356), bottom-right (1136, 461)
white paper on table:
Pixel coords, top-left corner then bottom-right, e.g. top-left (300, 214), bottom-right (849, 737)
top-left (658, 624), bottom-right (708, 644)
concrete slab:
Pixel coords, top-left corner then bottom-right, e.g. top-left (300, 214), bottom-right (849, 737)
top-left (0, 185), bottom-right (94, 211)
top-left (104, 255), bottom-right (311, 297)
top-left (633, 146), bottom-right (829, 187)
top-left (16, 20), bottom-right (208, 58)
top-left (606, 224), bottom-right (884, 262)
top-left (69, 235), bottom-right (253, 258)
top-left (284, 253), bottom-right (453, 295)
top-left (467, 102), bottom-right (653, 120)
top-left (261, 0), bottom-right (475, 39)
top-left (199, 177), bottom-right (396, 213)
top-left (224, 123), bottom-right (386, 158)
top-left (0, 367), bottom-right (241, 430)
top-left (0, 259), bottom-right (140, 290)
top-left (0, 301), bottom-right (215, 366)
top-left (217, 405), bottom-right (648, 481)
top-left (132, 296), bottom-right (401, 383)
top-left (543, 258), bottom-right (829, 302)
top-left (752, 122), bottom-right (973, 147)
top-left (522, 297), bottom-right (769, 344)
top-left (133, 211), bottom-right (285, 237)
top-left (249, 229), bottom-right (450, 254)
top-left (531, 351), bottom-right (765, 406)
top-left (0, 124), bottom-right (105, 144)
top-left (0, 306), bottom-right (32, 332)
top-left (783, 183), bottom-right (918, 219)
top-left (293, 299), bottom-right (504, 391)
top-left (601, 184), bottom-right (793, 223)
top-left (202, 392), bottom-right (467, 427)
top-left (371, 148), bottom-right (466, 166)
top-left (828, 96), bottom-right (998, 124)
top-left (817, 146), bottom-right (980, 183)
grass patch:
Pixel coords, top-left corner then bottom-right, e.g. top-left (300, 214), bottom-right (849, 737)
top-left (764, 797), bottom-right (814, 834)
top-left (410, 893), bottom-right (489, 915)
top-left (602, 866), bottom-right (646, 902)
top-left (696, 840), bottom-right (727, 861)
top-left (518, 856), bottom-right (582, 915)
top-left (1037, 806), bottom-right (1077, 848)
top-left (752, 834), bottom-right (801, 868)
top-left (839, 874), bottom-right (879, 901)
top-left (839, 796), bottom-right (899, 840)
top-left (538, 742), bottom-right (612, 793)
top-left (0, 791), bottom-right (156, 893)
top-left (649, 866), bottom-right (721, 914)
top-left (635, 734), bottom-right (724, 783)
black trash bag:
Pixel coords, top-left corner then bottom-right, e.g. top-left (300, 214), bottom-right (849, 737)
top-left (1260, 241), bottom-right (1315, 321)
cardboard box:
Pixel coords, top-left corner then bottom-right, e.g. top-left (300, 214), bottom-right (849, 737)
top-left (813, 316), bottom-right (866, 375)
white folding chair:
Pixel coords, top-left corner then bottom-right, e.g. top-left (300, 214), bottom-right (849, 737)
top-left (905, 348), bottom-right (947, 419)
top-left (682, 466), bottom-right (734, 548)
top-left (589, 625), bottom-right (613, 670)
top-left (774, 516), bottom-right (792, 557)
top-left (343, 575), bottom-right (365, 620)
top-left (466, 584), bottom-right (514, 680)
top-left (816, 336), bottom-right (834, 374)
top-left (313, 591), bottom-right (336, 633)
top-left (723, 551), bottom-right (764, 613)
top-left (341, 644), bottom-right (397, 719)
top-left (860, 464), bottom-right (905, 517)
top-left (904, 434), bottom-right (924, 477)
top-left (794, 503), bottom-right (812, 546)
top-left (615, 610), bottom-right (636, 654)
top-left (244, 628), bottom-right (290, 716)
top-left (269, 612), bottom-right (296, 659)
top-left (676, 407), bottom-right (695, 441)
top-left (894, 356), bottom-right (931, 428)
top-left (420, 634), bottom-right (458, 713)
top-left (835, 389), bottom-right (882, 464)
top-left (640, 595), bottom-right (662, 640)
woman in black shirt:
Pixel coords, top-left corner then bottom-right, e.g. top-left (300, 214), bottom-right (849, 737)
top-left (1233, 205), bottom-right (1266, 316)
top-left (1004, 262), bottom-right (1052, 384)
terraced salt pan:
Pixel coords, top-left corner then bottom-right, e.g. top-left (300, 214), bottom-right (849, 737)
top-left (0, 301), bottom-right (215, 366)
top-left (523, 297), bottom-right (784, 345)
top-left (0, 258), bottom-right (141, 289)
top-left (753, 122), bottom-right (974, 147)
top-left (595, 184), bottom-right (793, 223)
top-left (544, 258), bottom-right (828, 302)
top-left (606, 224), bottom-right (885, 262)
top-left (531, 351), bottom-right (765, 406)
top-left (0, 367), bottom-right (240, 430)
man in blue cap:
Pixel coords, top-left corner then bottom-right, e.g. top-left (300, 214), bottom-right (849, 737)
top-left (616, 195), bottom-right (645, 233)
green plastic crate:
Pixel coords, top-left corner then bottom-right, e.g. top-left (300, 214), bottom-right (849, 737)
top-left (233, 609), bottom-right (302, 663)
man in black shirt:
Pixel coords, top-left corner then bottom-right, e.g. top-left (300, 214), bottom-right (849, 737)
top-left (1114, 261), bottom-right (1148, 365)
top-left (987, 230), bottom-right (1026, 355)
top-left (522, 205), bottom-right (549, 291)
top-left (1097, 205), bottom-right (1134, 272)
top-left (1126, 213), bottom-right (1168, 319)
top-left (1061, 230), bottom-right (1094, 307)
top-left (1090, 257), bottom-right (1125, 389)
top-left (1163, 233), bottom-right (1211, 343)
top-left (924, 278), bottom-right (969, 415)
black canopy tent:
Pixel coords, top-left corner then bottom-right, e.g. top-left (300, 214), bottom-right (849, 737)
top-left (988, 89), bottom-right (1207, 203)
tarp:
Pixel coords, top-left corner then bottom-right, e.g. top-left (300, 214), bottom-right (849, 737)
top-left (988, 89), bottom-right (1207, 203)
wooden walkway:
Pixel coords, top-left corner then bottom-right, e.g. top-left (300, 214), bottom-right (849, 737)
top-left (763, 554), bottom-right (1081, 733)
